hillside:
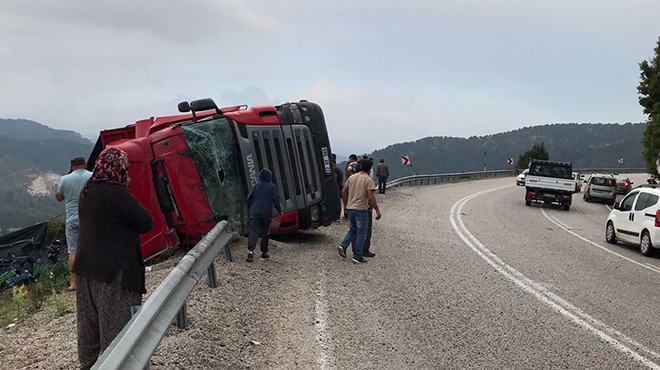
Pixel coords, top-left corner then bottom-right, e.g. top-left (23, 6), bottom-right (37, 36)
top-left (361, 123), bottom-right (646, 180)
top-left (0, 119), bottom-right (94, 232)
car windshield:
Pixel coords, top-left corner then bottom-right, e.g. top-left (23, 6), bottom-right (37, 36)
top-left (591, 177), bottom-right (615, 186)
top-left (529, 163), bottom-right (572, 179)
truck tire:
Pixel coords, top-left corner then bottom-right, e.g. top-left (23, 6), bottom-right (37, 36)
top-left (563, 205), bottom-right (570, 211)
top-left (640, 231), bottom-right (655, 257)
top-left (605, 222), bottom-right (616, 244)
top-left (525, 200), bottom-right (531, 206)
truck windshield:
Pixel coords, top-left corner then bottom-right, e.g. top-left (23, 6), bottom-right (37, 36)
top-left (181, 118), bottom-right (249, 234)
top-left (529, 163), bottom-right (573, 179)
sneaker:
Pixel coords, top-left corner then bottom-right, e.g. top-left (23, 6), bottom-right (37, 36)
top-left (352, 257), bottom-right (368, 264)
top-left (363, 251), bottom-right (376, 258)
top-left (246, 252), bottom-right (254, 262)
top-left (261, 252), bottom-right (270, 259)
top-left (337, 245), bottom-right (347, 258)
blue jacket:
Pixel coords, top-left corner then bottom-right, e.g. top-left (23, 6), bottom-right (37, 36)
top-left (247, 169), bottom-right (282, 219)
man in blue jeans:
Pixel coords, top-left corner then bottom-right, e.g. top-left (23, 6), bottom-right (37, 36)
top-left (338, 159), bottom-right (382, 263)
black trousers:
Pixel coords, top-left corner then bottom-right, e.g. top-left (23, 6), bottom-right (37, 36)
top-left (247, 218), bottom-right (272, 253)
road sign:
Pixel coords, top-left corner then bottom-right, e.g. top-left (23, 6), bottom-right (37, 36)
top-left (618, 158), bottom-right (624, 164)
top-left (506, 158), bottom-right (513, 165)
top-left (401, 155), bottom-right (410, 166)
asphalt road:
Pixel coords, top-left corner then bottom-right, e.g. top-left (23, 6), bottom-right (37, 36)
top-left (151, 173), bottom-right (660, 370)
top-left (4, 174), bottom-right (660, 370)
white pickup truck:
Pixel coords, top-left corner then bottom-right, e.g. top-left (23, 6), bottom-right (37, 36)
top-left (524, 159), bottom-right (575, 210)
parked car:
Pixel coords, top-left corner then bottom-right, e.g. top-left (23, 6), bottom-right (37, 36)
top-left (606, 186), bottom-right (660, 256)
top-left (613, 176), bottom-right (633, 195)
top-left (583, 173), bottom-right (617, 204)
top-left (572, 172), bottom-right (582, 192)
top-left (516, 169), bottom-right (529, 186)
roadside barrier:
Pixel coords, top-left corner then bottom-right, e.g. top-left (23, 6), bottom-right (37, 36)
top-left (386, 168), bottom-right (647, 188)
top-left (92, 221), bottom-right (235, 370)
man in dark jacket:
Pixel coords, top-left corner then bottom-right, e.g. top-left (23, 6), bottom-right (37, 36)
top-left (246, 169), bottom-right (282, 262)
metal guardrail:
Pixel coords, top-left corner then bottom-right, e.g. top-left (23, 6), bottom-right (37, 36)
top-left (387, 168), bottom-right (648, 188)
top-left (387, 170), bottom-right (513, 187)
top-left (92, 221), bottom-right (235, 370)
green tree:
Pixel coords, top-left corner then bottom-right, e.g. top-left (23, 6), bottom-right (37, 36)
top-left (517, 143), bottom-right (549, 169)
top-left (639, 36), bottom-right (660, 175)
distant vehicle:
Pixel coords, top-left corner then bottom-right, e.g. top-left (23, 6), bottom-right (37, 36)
top-left (524, 159), bottom-right (574, 210)
top-left (613, 176), bottom-right (633, 195)
top-left (606, 186), bottom-right (660, 256)
top-left (572, 172), bottom-right (582, 193)
top-left (583, 173), bottom-right (617, 205)
top-left (516, 169), bottom-right (529, 186)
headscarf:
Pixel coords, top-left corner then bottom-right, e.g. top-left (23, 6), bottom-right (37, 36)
top-left (81, 147), bottom-right (130, 198)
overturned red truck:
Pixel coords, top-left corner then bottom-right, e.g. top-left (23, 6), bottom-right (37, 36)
top-left (88, 98), bottom-right (341, 259)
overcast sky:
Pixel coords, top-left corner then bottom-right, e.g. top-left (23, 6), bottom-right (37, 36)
top-left (1, 1), bottom-right (659, 155)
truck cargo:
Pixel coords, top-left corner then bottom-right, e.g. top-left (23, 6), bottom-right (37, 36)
top-left (88, 98), bottom-right (341, 259)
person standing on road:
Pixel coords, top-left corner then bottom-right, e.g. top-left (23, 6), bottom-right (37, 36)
top-left (338, 159), bottom-right (382, 263)
top-left (73, 147), bottom-right (154, 370)
top-left (55, 157), bottom-right (92, 291)
top-left (246, 169), bottom-right (282, 262)
top-left (332, 154), bottom-right (343, 223)
top-left (375, 158), bottom-right (389, 194)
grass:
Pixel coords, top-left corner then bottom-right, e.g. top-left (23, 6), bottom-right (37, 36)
top-left (0, 257), bottom-right (70, 328)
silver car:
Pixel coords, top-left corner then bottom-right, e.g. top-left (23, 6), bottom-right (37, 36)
top-left (583, 173), bottom-right (617, 204)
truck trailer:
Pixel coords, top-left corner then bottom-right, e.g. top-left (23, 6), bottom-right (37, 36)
top-left (88, 98), bottom-right (341, 259)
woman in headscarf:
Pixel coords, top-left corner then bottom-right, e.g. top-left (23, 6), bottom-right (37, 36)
top-left (72, 147), bottom-right (153, 370)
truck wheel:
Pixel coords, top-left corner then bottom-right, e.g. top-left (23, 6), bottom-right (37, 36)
top-left (640, 231), bottom-right (655, 256)
top-left (605, 222), bottom-right (616, 244)
top-left (525, 200), bottom-right (531, 206)
top-left (563, 205), bottom-right (570, 211)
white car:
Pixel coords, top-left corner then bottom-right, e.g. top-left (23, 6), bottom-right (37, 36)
top-left (516, 169), bottom-right (529, 186)
top-left (572, 172), bottom-right (582, 192)
top-left (605, 186), bottom-right (660, 256)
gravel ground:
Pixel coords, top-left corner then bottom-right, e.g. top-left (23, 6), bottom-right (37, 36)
top-left (1, 177), bottom-right (658, 369)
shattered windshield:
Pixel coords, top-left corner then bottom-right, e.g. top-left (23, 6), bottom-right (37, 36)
top-left (181, 118), bottom-right (249, 234)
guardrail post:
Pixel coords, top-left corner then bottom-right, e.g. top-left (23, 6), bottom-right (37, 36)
top-left (223, 243), bottom-right (233, 262)
top-left (175, 303), bottom-right (188, 330)
top-left (207, 263), bottom-right (218, 288)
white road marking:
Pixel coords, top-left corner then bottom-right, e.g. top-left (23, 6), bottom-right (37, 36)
top-left (540, 208), bottom-right (660, 276)
top-left (451, 187), bottom-right (660, 369)
top-left (314, 278), bottom-right (329, 369)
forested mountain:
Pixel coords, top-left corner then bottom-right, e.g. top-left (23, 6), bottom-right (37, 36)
top-left (0, 119), bottom-right (648, 233)
top-left (0, 119), bottom-right (94, 232)
top-left (359, 123), bottom-right (646, 180)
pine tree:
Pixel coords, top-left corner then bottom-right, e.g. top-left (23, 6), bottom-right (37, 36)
top-left (639, 36), bottom-right (660, 175)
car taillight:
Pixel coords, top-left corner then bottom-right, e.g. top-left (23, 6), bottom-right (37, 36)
top-left (655, 210), bottom-right (660, 227)
top-left (624, 183), bottom-right (629, 188)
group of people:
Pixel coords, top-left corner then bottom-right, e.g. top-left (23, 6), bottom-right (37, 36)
top-left (56, 149), bottom-right (154, 370)
top-left (245, 153), bottom-right (390, 264)
top-left (336, 154), bottom-right (386, 263)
